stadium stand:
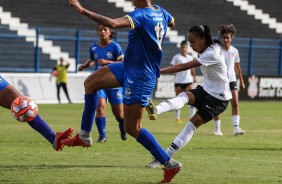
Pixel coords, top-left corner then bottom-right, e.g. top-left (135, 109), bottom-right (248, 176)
top-left (248, 0), bottom-right (282, 23)
top-left (0, 0), bottom-right (281, 75)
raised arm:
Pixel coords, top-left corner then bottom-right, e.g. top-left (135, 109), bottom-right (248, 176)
top-left (161, 59), bottom-right (201, 74)
top-left (69, 0), bottom-right (130, 29)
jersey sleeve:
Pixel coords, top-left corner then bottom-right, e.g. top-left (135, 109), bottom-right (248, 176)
top-left (234, 48), bottom-right (240, 63)
top-left (89, 44), bottom-right (95, 61)
top-left (115, 43), bottom-right (124, 61)
top-left (198, 48), bottom-right (220, 66)
top-left (170, 55), bottom-right (178, 65)
top-left (125, 9), bottom-right (144, 30)
top-left (161, 7), bottom-right (174, 25)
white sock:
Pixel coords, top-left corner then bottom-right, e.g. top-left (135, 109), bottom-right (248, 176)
top-left (175, 109), bottom-right (181, 119)
top-left (189, 106), bottom-right (195, 118)
top-left (166, 121), bottom-right (196, 157)
top-left (79, 130), bottom-right (91, 138)
top-left (156, 92), bottom-right (189, 115)
top-left (232, 115), bottom-right (240, 129)
top-left (214, 120), bottom-right (221, 132)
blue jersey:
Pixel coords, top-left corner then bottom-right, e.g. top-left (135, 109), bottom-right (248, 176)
top-left (89, 41), bottom-right (124, 71)
top-left (0, 75), bottom-right (9, 91)
top-left (125, 5), bottom-right (174, 79)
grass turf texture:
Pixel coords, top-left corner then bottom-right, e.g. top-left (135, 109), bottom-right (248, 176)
top-left (0, 101), bottom-right (281, 183)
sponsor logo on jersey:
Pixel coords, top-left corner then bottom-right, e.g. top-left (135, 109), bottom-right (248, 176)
top-left (106, 51), bottom-right (113, 59)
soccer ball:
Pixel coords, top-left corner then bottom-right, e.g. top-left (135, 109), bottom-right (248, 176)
top-left (10, 96), bottom-right (38, 122)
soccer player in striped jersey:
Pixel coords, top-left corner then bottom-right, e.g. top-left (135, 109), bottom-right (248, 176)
top-left (78, 24), bottom-right (127, 142)
top-left (213, 24), bottom-right (246, 136)
top-left (65, 0), bottom-right (181, 183)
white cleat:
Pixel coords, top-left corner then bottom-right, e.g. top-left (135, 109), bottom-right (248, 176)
top-left (214, 130), bottom-right (223, 136)
top-left (233, 128), bottom-right (245, 136)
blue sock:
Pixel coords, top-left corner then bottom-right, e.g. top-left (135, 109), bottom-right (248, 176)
top-left (81, 93), bottom-right (98, 132)
top-left (137, 128), bottom-right (170, 165)
top-left (95, 117), bottom-right (106, 138)
top-left (28, 114), bottom-right (55, 144)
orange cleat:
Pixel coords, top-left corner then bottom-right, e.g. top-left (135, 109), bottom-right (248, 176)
top-left (53, 128), bottom-right (74, 151)
top-left (160, 160), bottom-right (182, 183)
top-left (61, 133), bottom-right (93, 147)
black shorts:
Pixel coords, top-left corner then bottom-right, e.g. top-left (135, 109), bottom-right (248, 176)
top-left (229, 81), bottom-right (238, 90)
top-left (175, 83), bottom-right (193, 90)
top-left (190, 85), bottom-right (228, 123)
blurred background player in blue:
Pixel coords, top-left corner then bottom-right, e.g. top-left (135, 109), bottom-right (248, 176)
top-left (78, 24), bottom-right (127, 142)
top-left (170, 40), bottom-right (196, 123)
top-left (213, 24), bottom-right (246, 136)
top-left (64, 0), bottom-right (181, 183)
top-left (0, 75), bottom-right (73, 151)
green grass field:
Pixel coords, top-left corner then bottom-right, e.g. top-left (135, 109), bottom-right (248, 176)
top-left (0, 101), bottom-right (281, 184)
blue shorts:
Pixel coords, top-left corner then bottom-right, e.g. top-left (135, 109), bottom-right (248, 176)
top-left (97, 88), bottom-right (123, 105)
top-left (0, 75), bottom-right (9, 91)
top-left (108, 62), bottom-right (156, 107)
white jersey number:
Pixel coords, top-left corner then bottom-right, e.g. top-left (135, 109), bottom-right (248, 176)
top-left (155, 22), bottom-right (165, 50)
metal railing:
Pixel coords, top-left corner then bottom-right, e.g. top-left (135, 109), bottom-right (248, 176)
top-left (0, 25), bottom-right (282, 75)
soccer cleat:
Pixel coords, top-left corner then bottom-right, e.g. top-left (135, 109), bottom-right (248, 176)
top-left (146, 158), bottom-right (162, 169)
top-left (53, 128), bottom-right (74, 151)
top-left (214, 130), bottom-right (223, 136)
top-left (145, 98), bottom-right (157, 120)
top-left (175, 118), bottom-right (182, 124)
top-left (233, 128), bottom-right (245, 136)
top-left (161, 159), bottom-right (182, 183)
top-left (97, 136), bottom-right (107, 143)
top-left (119, 125), bottom-right (127, 141)
top-left (61, 133), bottom-right (93, 147)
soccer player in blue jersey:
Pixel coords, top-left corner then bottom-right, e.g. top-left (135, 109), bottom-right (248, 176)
top-left (0, 75), bottom-right (73, 151)
top-left (78, 24), bottom-right (127, 142)
top-left (64, 0), bottom-right (181, 182)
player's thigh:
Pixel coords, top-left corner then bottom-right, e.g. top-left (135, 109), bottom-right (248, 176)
top-left (0, 84), bottom-right (22, 109)
top-left (185, 83), bottom-right (194, 91)
top-left (84, 66), bottom-right (121, 94)
top-left (175, 87), bottom-right (182, 95)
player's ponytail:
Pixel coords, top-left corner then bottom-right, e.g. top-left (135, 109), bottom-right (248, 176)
top-left (203, 25), bottom-right (213, 46)
top-left (189, 25), bottom-right (222, 47)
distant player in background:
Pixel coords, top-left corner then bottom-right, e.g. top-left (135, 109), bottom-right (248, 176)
top-left (170, 40), bottom-right (196, 123)
top-left (213, 24), bottom-right (245, 136)
top-left (65, 0), bottom-right (181, 183)
top-left (78, 24), bottom-right (127, 142)
top-left (0, 75), bottom-right (73, 151)
top-left (50, 57), bottom-right (72, 104)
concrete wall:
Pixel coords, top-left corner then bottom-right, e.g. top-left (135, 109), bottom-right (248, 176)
top-left (1, 73), bottom-right (91, 104)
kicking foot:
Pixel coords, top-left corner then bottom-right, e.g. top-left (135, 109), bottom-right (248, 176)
top-left (53, 128), bottom-right (74, 151)
top-left (61, 133), bottom-right (93, 147)
top-left (161, 159), bottom-right (182, 183)
top-left (145, 98), bottom-right (157, 120)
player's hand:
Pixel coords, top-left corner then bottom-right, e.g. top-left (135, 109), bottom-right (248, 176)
top-left (240, 82), bottom-right (246, 91)
top-left (69, 0), bottom-right (84, 13)
top-left (78, 64), bottom-right (85, 71)
top-left (97, 59), bottom-right (107, 65)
